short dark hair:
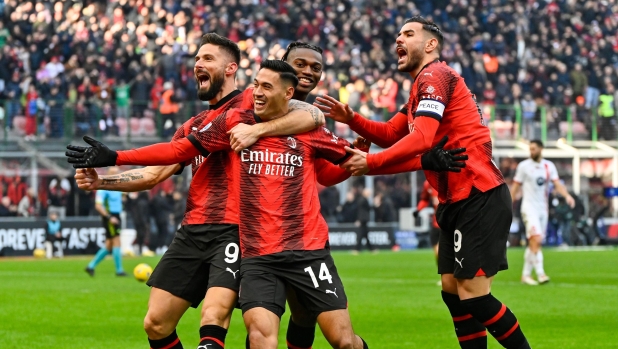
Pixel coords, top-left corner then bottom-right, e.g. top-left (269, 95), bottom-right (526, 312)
top-left (281, 41), bottom-right (323, 62)
top-left (530, 139), bottom-right (544, 148)
top-left (404, 16), bottom-right (444, 51)
top-left (259, 60), bottom-right (299, 88)
top-left (199, 33), bottom-right (241, 64)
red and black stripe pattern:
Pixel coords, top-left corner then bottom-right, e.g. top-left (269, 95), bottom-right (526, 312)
top-left (441, 291), bottom-right (487, 348)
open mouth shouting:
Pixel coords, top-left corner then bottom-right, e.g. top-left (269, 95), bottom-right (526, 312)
top-left (396, 46), bottom-right (408, 64)
top-left (195, 70), bottom-right (211, 89)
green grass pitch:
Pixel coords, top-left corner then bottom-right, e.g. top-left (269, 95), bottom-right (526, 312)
top-left (1, 248), bottom-right (617, 348)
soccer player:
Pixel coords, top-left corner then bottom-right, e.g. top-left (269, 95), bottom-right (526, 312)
top-left (314, 16), bottom-right (531, 349)
top-left (85, 166), bottom-right (126, 277)
top-left (66, 60), bottom-right (466, 349)
top-left (73, 33), bottom-right (326, 349)
top-left (416, 180), bottom-right (440, 284)
top-left (510, 140), bottom-right (575, 285)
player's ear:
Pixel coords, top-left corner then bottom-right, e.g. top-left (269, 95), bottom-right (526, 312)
top-left (425, 37), bottom-right (438, 53)
top-left (285, 86), bottom-right (294, 100)
top-left (225, 62), bottom-right (238, 77)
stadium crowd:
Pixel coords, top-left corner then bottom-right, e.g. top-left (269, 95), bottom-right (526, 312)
top-left (0, 0), bottom-right (617, 139)
top-left (0, 0), bottom-right (617, 232)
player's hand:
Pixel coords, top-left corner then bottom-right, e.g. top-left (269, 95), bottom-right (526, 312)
top-left (228, 123), bottom-right (261, 152)
top-left (341, 146), bottom-right (369, 176)
top-left (109, 216), bottom-right (119, 225)
top-left (55, 233), bottom-right (61, 238)
top-left (421, 136), bottom-right (468, 172)
top-left (566, 195), bottom-right (575, 208)
top-left (66, 136), bottom-right (118, 168)
top-left (352, 136), bottom-right (371, 152)
top-left (74, 168), bottom-right (102, 191)
top-left (314, 95), bottom-right (354, 124)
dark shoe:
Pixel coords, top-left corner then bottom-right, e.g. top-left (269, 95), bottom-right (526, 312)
top-left (85, 267), bottom-right (95, 277)
top-left (116, 271), bottom-right (127, 277)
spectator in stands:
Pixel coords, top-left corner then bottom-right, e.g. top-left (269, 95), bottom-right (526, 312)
top-left (17, 188), bottom-right (37, 217)
top-left (599, 85), bottom-right (616, 140)
top-left (0, 196), bottom-right (16, 216)
top-left (159, 81), bottom-right (179, 138)
top-left (48, 176), bottom-right (69, 218)
top-left (5, 72), bottom-right (22, 129)
top-left (374, 192), bottom-right (396, 223)
top-left (337, 190), bottom-right (357, 223)
top-left (47, 86), bottom-right (64, 138)
top-left (352, 187), bottom-right (373, 254)
top-left (521, 93), bottom-right (537, 140)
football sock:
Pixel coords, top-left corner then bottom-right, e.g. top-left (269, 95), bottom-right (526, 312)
top-left (286, 318), bottom-right (315, 349)
top-left (112, 247), bottom-right (124, 273)
top-left (533, 250), bottom-right (545, 276)
top-left (441, 291), bottom-right (487, 348)
top-left (245, 334), bottom-right (250, 349)
top-left (148, 330), bottom-right (183, 349)
top-left (199, 325), bottom-right (227, 348)
top-left (522, 248), bottom-right (534, 277)
top-left (88, 248), bottom-right (108, 269)
top-left (461, 294), bottom-right (530, 349)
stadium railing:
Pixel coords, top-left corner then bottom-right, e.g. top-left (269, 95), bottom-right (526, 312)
top-left (2, 100), bottom-right (616, 146)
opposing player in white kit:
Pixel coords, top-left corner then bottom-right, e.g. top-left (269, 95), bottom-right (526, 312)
top-left (511, 140), bottom-right (575, 285)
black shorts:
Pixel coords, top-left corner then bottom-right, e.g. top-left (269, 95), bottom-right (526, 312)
top-left (436, 184), bottom-right (511, 279)
top-left (239, 249), bottom-right (348, 318)
top-left (147, 224), bottom-right (241, 308)
top-left (102, 213), bottom-right (121, 239)
top-left (430, 225), bottom-right (440, 246)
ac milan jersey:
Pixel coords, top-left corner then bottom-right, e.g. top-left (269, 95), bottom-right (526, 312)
top-left (171, 88), bottom-right (253, 225)
top-left (405, 60), bottom-right (504, 204)
top-left (187, 108), bottom-right (352, 258)
top-left (513, 158), bottom-right (559, 213)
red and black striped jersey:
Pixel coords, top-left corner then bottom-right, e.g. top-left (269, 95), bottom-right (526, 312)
top-left (188, 108), bottom-right (352, 258)
top-left (171, 88), bottom-right (253, 225)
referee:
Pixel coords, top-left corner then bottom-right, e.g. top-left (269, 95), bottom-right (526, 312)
top-left (85, 167), bottom-right (126, 276)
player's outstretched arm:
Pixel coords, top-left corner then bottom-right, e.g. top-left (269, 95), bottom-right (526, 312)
top-left (359, 136), bottom-right (467, 176)
top-left (66, 136), bottom-right (201, 168)
top-left (314, 94), bottom-right (408, 148)
top-left (316, 137), bottom-right (371, 186)
top-left (75, 165), bottom-right (181, 192)
top-left (228, 100), bottom-right (324, 152)
top-left (552, 179), bottom-right (576, 208)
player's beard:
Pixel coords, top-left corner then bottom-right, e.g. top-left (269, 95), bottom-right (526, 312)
top-left (197, 70), bottom-right (225, 101)
top-left (398, 44), bottom-right (425, 73)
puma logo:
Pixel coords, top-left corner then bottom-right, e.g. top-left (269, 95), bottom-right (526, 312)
top-left (226, 267), bottom-right (239, 279)
top-left (197, 345), bottom-right (212, 349)
top-left (325, 288), bottom-right (338, 297)
top-left (455, 258), bottom-right (464, 268)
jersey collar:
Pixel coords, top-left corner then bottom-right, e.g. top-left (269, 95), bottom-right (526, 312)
top-left (415, 59), bottom-right (440, 79)
top-left (208, 90), bottom-right (242, 110)
top-left (252, 111), bottom-right (262, 123)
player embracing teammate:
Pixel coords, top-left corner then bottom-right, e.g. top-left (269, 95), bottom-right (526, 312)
top-left (314, 16), bottom-right (532, 349)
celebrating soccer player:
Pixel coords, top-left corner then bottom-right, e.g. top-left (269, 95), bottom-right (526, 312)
top-left (511, 140), bottom-right (575, 285)
top-left (314, 16), bottom-right (532, 349)
top-left (72, 33), bottom-right (327, 349)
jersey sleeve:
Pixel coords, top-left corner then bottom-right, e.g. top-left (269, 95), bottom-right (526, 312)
top-left (347, 111), bottom-right (409, 148)
top-left (311, 126), bottom-right (353, 164)
top-left (171, 116), bottom-right (196, 173)
top-left (315, 159), bottom-right (351, 187)
top-left (548, 161), bottom-right (559, 181)
top-left (413, 68), bottom-right (457, 121)
top-left (367, 156), bottom-right (422, 175)
top-left (241, 87), bottom-right (255, 109)
top-left (513, 162), bottom-right (525, 184)
top-left (187, 109), bottom-right (245, 156)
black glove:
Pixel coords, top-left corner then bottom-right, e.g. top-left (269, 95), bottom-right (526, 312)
top-left (421, 136), bottom-right (468, 172)
top-left (65, 136), bottom-right (118, 168)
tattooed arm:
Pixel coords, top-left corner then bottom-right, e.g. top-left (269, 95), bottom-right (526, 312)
top-left (74, 165), bottom-right (182, 192)
top-left (228, 100), bottom-right (325, 152)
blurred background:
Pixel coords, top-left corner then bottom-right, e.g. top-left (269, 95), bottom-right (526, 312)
top-left (0, 0), bottom-right (617, 256)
